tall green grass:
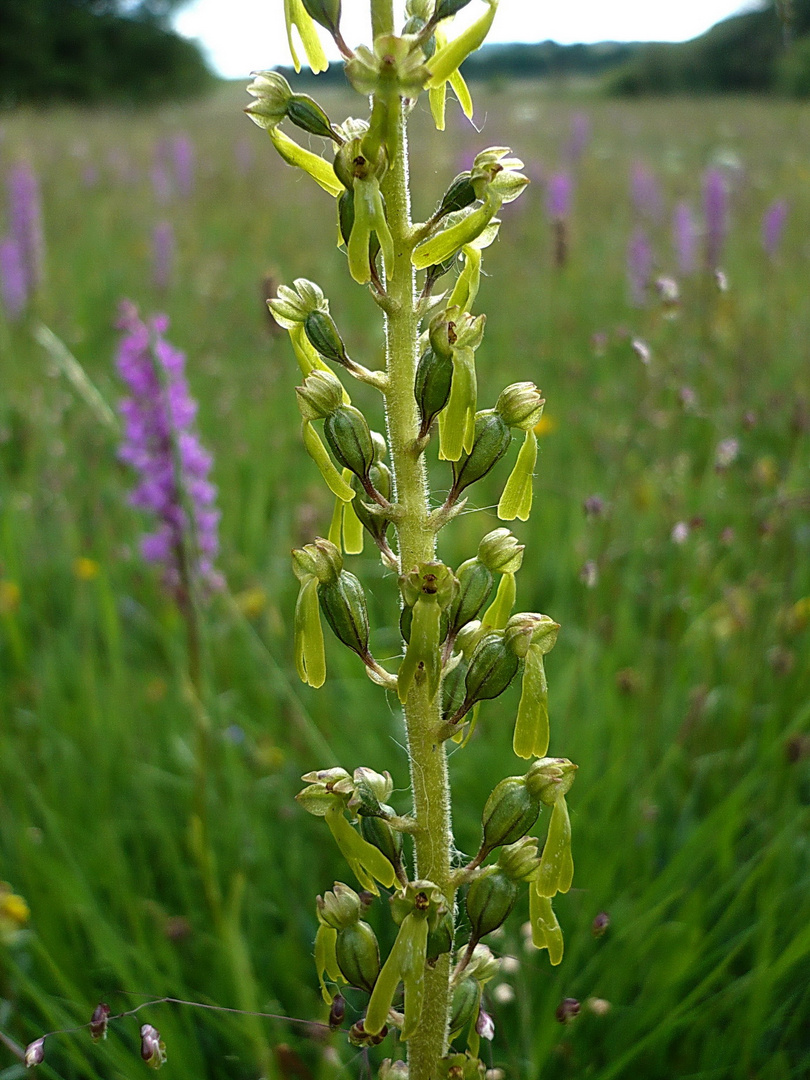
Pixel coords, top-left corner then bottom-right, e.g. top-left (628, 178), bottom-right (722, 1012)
top-left (0, 83), bottom-right (809, 1079)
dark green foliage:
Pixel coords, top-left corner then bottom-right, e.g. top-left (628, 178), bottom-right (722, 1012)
top-left (607, 0), bottom-right (810, 96)
top-left (0, 0), bottom-right (214, 107)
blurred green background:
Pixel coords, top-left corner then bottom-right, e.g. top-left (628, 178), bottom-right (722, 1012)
top-left (1, 76), bottom-right (809, 1080)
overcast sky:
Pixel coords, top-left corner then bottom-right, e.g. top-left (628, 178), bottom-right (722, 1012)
top-left (174, 0), bottom-right (757, 79)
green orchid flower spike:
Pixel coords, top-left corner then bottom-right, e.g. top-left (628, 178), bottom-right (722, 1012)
top-left (247, 1), bottom-right (585, 1072)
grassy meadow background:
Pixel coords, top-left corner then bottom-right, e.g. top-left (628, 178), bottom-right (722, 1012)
top-left (1, 80), bottom-right (810, 1079)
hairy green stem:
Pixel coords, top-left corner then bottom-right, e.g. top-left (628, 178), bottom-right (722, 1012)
top-left (380, 90), bottom-right (455, 1080)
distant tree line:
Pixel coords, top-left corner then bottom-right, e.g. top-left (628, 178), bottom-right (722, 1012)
top-left (607, 0), bottom-right (810, 96)
top-left (0, 0), bottom-right (213, 108)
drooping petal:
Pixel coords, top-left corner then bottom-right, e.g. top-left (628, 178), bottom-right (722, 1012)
top-left (498, 428), bottom-right (537, 522)
top-left (513, 644), bottom-right (549, 759)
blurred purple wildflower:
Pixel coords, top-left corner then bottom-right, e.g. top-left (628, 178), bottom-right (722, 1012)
top-left (0, 236), bottom-right (27, 319)
top-left (566, 112), bottom-right (591, 164)
top-left (546, 171), bottom-right (573, 220)
top-left (672, 200), bottom-right (698, 276)
top-left (152, 221), bottom-right (175, 291)
top-left (116, 301), bottom-right (221, 597)
top-left (703, 168), bottom-right (727, 271)
top-left (761, 198), bottom-right (788, 259)
top-left (630, 162), bottom-right (662, 222)
top-left (627, 228), bottom-right (653, 307)
top-left (171, 134), bottom-right (195, 196)
top-left (7, 161), bottom-right (45, 292)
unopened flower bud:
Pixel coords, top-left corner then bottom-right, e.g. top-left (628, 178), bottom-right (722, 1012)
top-left (268, 278), bottom-right (327, 329)
top-left (296, 368), bottom-right (345, 421)
top-left (140, 1024), bottom-right (166, 1069)
top-left (348, 1020), bottom-right (388, 1047)
top-left (336, 919), bottom-right (381, 992)
top-left (318, 570), bottom-right (371, 660)
top-left (89, 1003), bottom-right (110, 1042)
top-left (555, 997), bottom-right (580, 1024)
top-left (318, 882), bottom-right (363, 929)
top-left (24, 1037), bottom-right (45, 1068)
top-left (244, 70), bottom-right (293, 130)
top-left (415, 346), bottom-right (454, 437)
top-left (476, 1006), bottom-right (495, 1041)
top-left (592, 911), bottom-right (610, 938)
top-left (497, 836), bottom-right (541, 882)
top-left (464, 943), bottom-right (500, 984)
top-left (525, 758), bottom-right (577, 805)
top-left (352, 767), bottom-right (393, 810)
top-left (329, 992), bottom-right (347, 1030)
top-left (292, 537), bottom-right (343, 585)
top-left (495, 382), bottom-right (545, 431)
top-left (450, 412), bottom-right (511, 500)
top-left (324, 406), bottom-right (375, 482)
top-left (302, 0), bottom-right (341, 34)
top-left (450, 977), bottom-right (480, 1036)
top-left (378, 1059), bottom-right (409, 1080)
top-left (481, 776), bottom-right (541, 854)
top-left (477, 528), bottom-right (524, 575)
top-left (466, 868), bottom-right (518, 940)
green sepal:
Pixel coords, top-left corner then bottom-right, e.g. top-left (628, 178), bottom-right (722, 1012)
top-left (440, 345), bottom-right (477, 461)
top-left (315, 922), bottom-right (342, 1003)
top-left (529, 885), bottom-right (564, 965)
top-left (513, 645), bottom-right (549, 760)
top-left (481, 570), bottom-right (515, 630)
top-left (301, 419), bottom-right (356, 501)
top-left (325, 805), bottom-right (397, 895)
top-left (294, 575), bottom-right (326, 688)
top-left (498, 429), bottom-right (537, 522)
top-left (425, 0), bottom-right (498, 90)
top-left (448, 245), bottom-right (482, 313)
top-left (283, 0), bottom-right (329, 73)
top-left (398, 592), bottom-right (442, 703)
top-left (268, 127), bottom-right (341, 195)
top-left (537, 796), bottom-right (573, 897)
top-left (412, 190), bottom-right (501, 270)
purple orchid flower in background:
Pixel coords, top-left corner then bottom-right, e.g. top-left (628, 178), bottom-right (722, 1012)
top-left (627, 228), bottom-right (653, 307)
top-left (672, 200), bottom-right (698, 277)
top-left (171, 134), bottom-right (195, 197)
top-left (116, 301), bottom-right (221, 598)
top-left (0, 236), bottom-right (27, 319)
top-left (630, 161), bottom-right (662, 222)
top-left (566, 112), bottom-right (591, 164)
top-left (761, 198), bottom-right (788, 260)
top-left (7, 161), bottom-right (45, 293)
top-left (152, 221), bottom-right (175, 291)
top-left (546, 170), bottom-right (573, 221)
top-left (703, 167), bottom-right (727, 271)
